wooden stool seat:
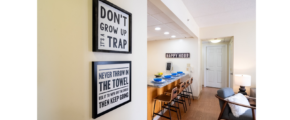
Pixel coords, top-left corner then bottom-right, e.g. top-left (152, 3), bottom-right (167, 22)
top-left (154, 94), bottom-right (171, 102)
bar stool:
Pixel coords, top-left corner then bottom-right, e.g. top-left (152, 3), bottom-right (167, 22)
top-left (152, 87), bottom-right (179, 120)
top-left (179, 80), bottom-right (191, 106)
top-left (185, 80), bottom-right (192, 105)
top-left (165, 82), bottom-right (187, 114)
top-left (186, 78), bottom-right (194, 100)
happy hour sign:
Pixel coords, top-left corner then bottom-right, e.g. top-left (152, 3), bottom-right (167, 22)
top-left (166, 53), bottom-right (190, 58)
top-left (92, 61), bottom-right (131, 119)
top-left (93, 0), bottom-right (132, 53)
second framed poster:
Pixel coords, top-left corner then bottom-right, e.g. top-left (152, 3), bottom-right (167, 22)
top-left (92, 61), bottom-right (131, 119)
top-left (93, 0), bottom-right (132, 53)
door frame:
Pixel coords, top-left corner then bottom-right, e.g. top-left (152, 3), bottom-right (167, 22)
top-left (228, 40), bottom-right (233, 88)
top-left (203, 44), bottom-right (228, 88)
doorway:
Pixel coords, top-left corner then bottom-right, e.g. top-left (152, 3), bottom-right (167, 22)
top-left (204, 44), bottom-right (227, 88)
top-left (201, 37), bottom-right (233, 88)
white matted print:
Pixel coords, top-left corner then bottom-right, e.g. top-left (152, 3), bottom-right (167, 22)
top-left (93, 0), bottom-right (132, 53)
top-left (92, 61), bottom-right (131, 119)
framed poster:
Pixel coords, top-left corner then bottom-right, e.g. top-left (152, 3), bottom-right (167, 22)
top-left (93, 0), bottom-right (132, 53)
top-left (92, 61), bottom-right (131, 119)
top-left (166, 53), bottom-right (190, 58)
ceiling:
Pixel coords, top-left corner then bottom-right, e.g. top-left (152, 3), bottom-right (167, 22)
top-left (147, 1), bottom-right (192, 41)
top-left (182, 0), bottom-right (256, 28)
top-left (147, 0), bottom-right (255, 41)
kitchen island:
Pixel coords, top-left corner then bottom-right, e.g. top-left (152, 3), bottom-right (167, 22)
top-left (147, 73), bottom-right (190, 120)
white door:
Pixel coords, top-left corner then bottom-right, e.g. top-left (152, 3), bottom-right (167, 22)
top-left (205, 45), bottom-right (226, 88)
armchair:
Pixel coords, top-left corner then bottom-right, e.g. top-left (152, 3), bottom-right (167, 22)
top-left (215, 88), bottom-right (256, 120)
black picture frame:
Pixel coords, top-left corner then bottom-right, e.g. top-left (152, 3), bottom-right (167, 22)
top-left (93, 0), bottom-right (132, 53)
top-left (92, 61), bottom-right (132, 119)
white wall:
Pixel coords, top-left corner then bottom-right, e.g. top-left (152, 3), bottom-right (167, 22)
top-left (38, 0), bottom-right (147, 120)
top-left (147, 38), bottom-right (201, 97)
top-left (200, 21), bottom-right (256, 94)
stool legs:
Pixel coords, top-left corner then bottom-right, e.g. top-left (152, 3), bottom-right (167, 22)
top-left (163, 101), bottom-right (180, 120)
top-left (176, 95), bottom-right (187, 112)
top-left (182, 92), bottom-right (187, 108)
top-left (185, 85), bottom-right (194, 100)
top-left (184, 90), bottom-right (190, 106)
top-left (178, 102), bottom-right (182, 119)
top-left (185, 88), bottom-right (191, 105)
top-left (181, 87), bottom-right (193, 106)
top-left (152, 100), bottom-right (156, 120)
top-left (175, 101), bottom-right (181, 119)
top-left (168, 103), bottom-right (172, 120)
top-left (161, 101), bottom-right (164, 115)
top-left (190, 85), bottom-right (194, 100)
top-left (152, 100), bottom-right (180, 120)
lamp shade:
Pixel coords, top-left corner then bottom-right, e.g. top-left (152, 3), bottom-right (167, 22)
top-left (234, 74), bottom-right (251, 86)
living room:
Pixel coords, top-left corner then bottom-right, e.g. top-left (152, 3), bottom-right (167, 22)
top-left (0, 0), bottom-right (289, 120)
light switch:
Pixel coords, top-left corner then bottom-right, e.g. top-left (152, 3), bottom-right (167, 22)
top-left (187, 63), bottom-right (190, 67)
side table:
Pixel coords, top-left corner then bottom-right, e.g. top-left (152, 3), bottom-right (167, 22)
top-left (244, 95), bottom-right (256, 107)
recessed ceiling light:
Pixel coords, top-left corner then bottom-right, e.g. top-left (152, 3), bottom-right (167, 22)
top-left (171, 35), bottom-right (176, 38)
top-left (155, 27), bottom-right (161, 30)
top-left (164, 32), bottom-right (169, 34)
top-left (210, 40), bottom-right (221, 43)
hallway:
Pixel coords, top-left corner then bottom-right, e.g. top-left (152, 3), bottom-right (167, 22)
top-left (158, 87), bottom-right (221, 120)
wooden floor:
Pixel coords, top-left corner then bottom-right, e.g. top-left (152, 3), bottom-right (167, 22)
top-left (157, 87), bottom-right (222, 120)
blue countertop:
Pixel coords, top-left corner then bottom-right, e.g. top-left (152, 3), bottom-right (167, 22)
top-left (147, 73), bottom-right (190, 88)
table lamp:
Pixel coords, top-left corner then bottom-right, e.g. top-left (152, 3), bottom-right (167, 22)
top-left (234, 74), bottom-right (251, 95)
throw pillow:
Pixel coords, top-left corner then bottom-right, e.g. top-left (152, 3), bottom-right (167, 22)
top-left (224, 93), bottom-right (250, 117)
